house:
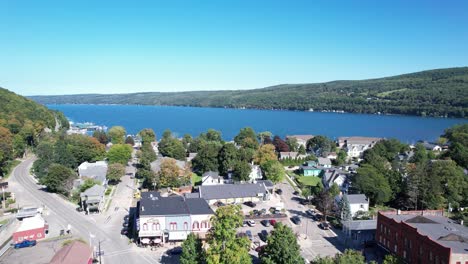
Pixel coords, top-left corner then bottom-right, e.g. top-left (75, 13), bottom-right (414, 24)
top-left (322, 169), bottom-right (348, 192)
top-left (49, 240), bottom-right (93, 264)
top-left (317, 157), bottom-right (332, 168)
top-left (150, 157), bottom-right (187, 176)
top-left (338, 137), bottom-right (382, 159)
top-left (342, 220), bottom-right (377, 248)
top-left (80, 185), bottom-right (106, 214)
top-left (256, 180), bottom-right (275, 192)
top-left (323, 152), bottom-right (338, 160)
top-left (187, 153), bottom-right (197, 162)
top-left (13, 215), bottom-right (48, 243)
top-left (249, 164), bottom-right (263, 182)
top-left (421, 141), bottom-right (442, 152)
top-left (279, 152), bottom-right (307, 160)
top-left (286, 135), bottom-right (314, 148)
top-left (339, 194), bottom-right (369, 217)
top-left (201, 171), bottom-right (224, 186)
top-left (78, 161), bottom-right (108, 186)
top-left (137, 192), bottom-right (213, 245)
top-left (197, 183), bottom-right (270, 205)
top-left (301, 161), bottom-right (322, 177)
top-left (376, 210), bottom-right (468, 264)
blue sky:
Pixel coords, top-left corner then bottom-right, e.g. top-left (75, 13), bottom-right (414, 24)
top-left (1, 0), bottom-right (467, 95)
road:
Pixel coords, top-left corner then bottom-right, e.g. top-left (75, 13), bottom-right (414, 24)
top-left (9, 157), bottom-right (159, 264)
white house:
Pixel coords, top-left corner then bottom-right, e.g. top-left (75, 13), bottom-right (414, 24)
top-left (337, 194), bottom-right (369, 217)
top-left (78, 161), bottom-right (108, 185)
top-left (285, 135), bottom-right (314, 148)
top-left (249, 164), bottom-right (262, 182)
top-left (317, 157), bottom-right (332, 168)
top-left (338, 137), bottom-right (382, 159)
top-left (201, 171), bottom-right (224, 186)
top-left (323, 169), bottom-right (348, 192)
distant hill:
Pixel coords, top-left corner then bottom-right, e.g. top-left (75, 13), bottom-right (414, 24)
top-left (29, 67), bottom-right (468, 118)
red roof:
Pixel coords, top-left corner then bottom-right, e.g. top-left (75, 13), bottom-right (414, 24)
top-left (49, 241), bottom-right (93, 264)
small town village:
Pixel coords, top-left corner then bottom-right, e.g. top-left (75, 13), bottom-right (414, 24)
top-left (0, 123), bottom-right (467, 264)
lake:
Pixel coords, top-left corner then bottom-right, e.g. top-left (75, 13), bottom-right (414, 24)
top-left (47, 104), bottom-right (466, 143)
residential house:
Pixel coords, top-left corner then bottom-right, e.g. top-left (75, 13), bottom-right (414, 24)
top-left (338, 137), bottom-right (382, 159)
top-left (197, 183), bottom-right (270, 205)
top-left (137, 192), bottom-right (213, 245)
top-left (421, 141), bottom-right (442, 152)
top-left (49, 240), bottom-right (93, 264)
top-left (322, 169), bottom-right (348, 192)
top-left (279, 152), bottom-right (307, 160)
top-left (336, 194), bottom-right (369, 217)
top-left (249, 164), bottom-right (263, 182)
top-left (323, 152), bottom-right (338, 160)
top-left (201, 171), bottom-right (224, 186)
top-left (301, 161), bottom-right (322, 177)
top-left (342, 220), bottom-right (377, 249)
top-left (80, 185), bottom-right (106, 214)
top-left (376, 210), bottom-right (468, 264)
top-left (317, 157), bottom-right (332, 168)
top-left (77, 161), bottom-right (108, 185)
top-left (285, 135), bottom-right (314, 148)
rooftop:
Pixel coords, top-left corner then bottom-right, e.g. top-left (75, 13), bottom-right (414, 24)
top-left (343, 220), bottom-right (377, 231)
top-left (338, 136), bottom-right (382, 145)
top-left (346, 194), bottom-right (368, 204)
top-left (49, 241), bottom-right (93, 264)
top-left (198, 183), bottom-right (268, 200)
top-left (78, 161), bottom-right (108, 184)
top-left (317, 157), bottom-right (332, 166)
top-left (286, 135), bottom-right (314, 141)
top-left (80, 185), bottom-right (105, 198)
top-left (139, 192), bottom-right (213, 216)
top-left (382, 212), bottom-right (468, 253)
top-left (17, 215), bottom-right (46, 232)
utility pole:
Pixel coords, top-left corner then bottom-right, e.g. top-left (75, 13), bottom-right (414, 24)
top-left (99, 240), bottom-right (102, 263)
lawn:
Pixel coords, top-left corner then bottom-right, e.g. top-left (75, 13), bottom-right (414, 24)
top-left (191, 174), bottom-right (202, 186)
top-left (296, 175), bottom-right (321, 187)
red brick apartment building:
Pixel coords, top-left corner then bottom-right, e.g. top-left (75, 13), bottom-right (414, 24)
top-left (376, 210), bottom-right (468, 264)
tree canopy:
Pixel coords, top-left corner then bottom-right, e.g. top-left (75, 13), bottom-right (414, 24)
top-left (260, 223), bottom-right (304, 264)
top-left (107, 144), bottom-right (132, 165)
top-left (108, 126), bottom-right (126, 144)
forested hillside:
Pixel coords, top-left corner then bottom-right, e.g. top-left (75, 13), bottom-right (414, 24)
top-left (29, 67), bottom-right (468, 118)
top-left (0, 87), bottom-right (69, 176)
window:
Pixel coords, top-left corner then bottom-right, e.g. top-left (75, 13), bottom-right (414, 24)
top-left (156, 223), bottom-right (160, 230)
top-left (429, 252), bottom-right (433, 261)
top-left (394, 245), bottom-right (397, 253)
top-left (193, 221), bottom-right (199, 230)
top-left (201, 222), bottom-right (207, 229)
top-left (360, 204), bottom-right (364, 209)
top-left (184, 222), bottom-right (188, 230)
top-left (170, 222), bottom-right (177, 230)
top-left (152, 223), bottom-right (157, 230)
top-left (143, 223), bottom-right (148, 231)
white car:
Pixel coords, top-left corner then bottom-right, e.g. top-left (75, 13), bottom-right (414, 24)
top-left (247, 220), bottom-right (256, 227)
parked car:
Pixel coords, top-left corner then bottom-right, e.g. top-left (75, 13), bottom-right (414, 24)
top-left (260, 230), bottom-right (269, 242)
top-left (269, 219), bottom-right (277, 226)
top-left (122, 221), bottom-right (129, 227)
top-left (273, 209), bottom-right (281, 215)
top-left (300, 199), bottom-right (310, 205)
top-left (319, 222), bottom-right (331, 230)
top-left (291, 216), bottom-right (301, 225)
top-left (247, 220), bottom-right (256, 227)
top-left (14, 240), bottom-right (36, 249)
top-left (253, 209), bottom-right (260, 216)
top-left (242, 221), bottom-right (248, 227)
top-left (214, 201), bottom-right (226, 207)
top-left (261, 220), bottom-right (270, 227)
top-left (121, 227), bottom-right (129, 235)
top-left (124, 215), bottom-right (130, 221)
top-left (276, 189), bottom-right (283, 195)
top-left (306, 209), bottom-right (315, 217)
top-left (76, 207), bottom-right (83, 212)
top-left (246, 230), bottom-right (253, 241)
top-left (314, 214), bottom-right (323, 221)
top-left (167, 247), bottom-right (183, 255)
top-left (244, 201), bottom-right (256, 208)
top-left (293, 190), bottom-right (300, 195)
top-left (260, 208), bottom-right (267, 215)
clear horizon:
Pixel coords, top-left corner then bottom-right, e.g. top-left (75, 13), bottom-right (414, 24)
top-left (1, 0), bottom-right (468, 96)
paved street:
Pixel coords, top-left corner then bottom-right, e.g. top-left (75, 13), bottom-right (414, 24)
top-left (7, 157), bottom-right (159, 264)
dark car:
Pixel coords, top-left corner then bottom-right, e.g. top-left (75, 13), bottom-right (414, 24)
top-left (276, 189), bottom-right (283, 195)
top-left (299, 199), bottom-right (310, 205)
top-left (291, 216), bottom-right (301, 225)
top-left (244, 201), bottom-right (256, 208)
top-left (260, 208), bottom-right (267, 215)
top-left (293, 190), bottom-right (300, 195)
top-left (246, 230), bottom-right (253, 241)
top-left (14, 240), bottom-right (36, 249)
top-left (214, 201), bottom-right (226, 207)
top-left (124, 215), bottom-right (130, 221)
top-left (167, 247), bottom-right (183, 255)
top-left (121, 227), bottom-right (129, 235)
top-left (260, 230), bottom-right (269, 242)
top-left (314, 214), bottom-right (323, 221)
top-left (76, 207), bottom-right (84, 212)
top-left (122, 221), bottom-right (129, 227)
top-left (306, 209), bottom-right (315, 217)
top-left (261, 220), bottom-right (271, 227)
top-left (319, 222), bottom-right (331, 230)
top-left (253, 209), bottom-right (260, 216)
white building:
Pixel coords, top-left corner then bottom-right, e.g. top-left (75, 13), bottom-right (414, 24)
top-left (249, 164), bottom-right (262, 182)
top-left (201, 171), bottom-right (224, 186)
top-left (338, 137), bottom-right (382, 159)
top-left (337, 194), bottom-right (369, 217)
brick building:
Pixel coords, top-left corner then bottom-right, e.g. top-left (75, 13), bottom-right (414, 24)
top-left (376, 210), bottom-right (468, 264)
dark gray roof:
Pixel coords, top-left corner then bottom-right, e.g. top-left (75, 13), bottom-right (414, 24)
top-left (80, 185), bottom-right (105, 198)
top-left (185, 198), bottom-right (214, 215)
top-left (342, 220), bottom-right (377, 231)
top-left (78, 161), bottom-right (108, 184)
top-left (256, 180), bottom-right (274, 188)
top-left (199, 183), bottom-right (268, 200)
top-left (384, 213), bottom-right (468, 253)
top-left (139, 192), bottom-right (213, 216)
top-left (202, 171), bottom-right (220, 178)
top-left (346, 194), bottom-right (368, 204)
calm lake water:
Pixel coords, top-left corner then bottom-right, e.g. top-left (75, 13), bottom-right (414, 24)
top-left (47, 104), bottom-right (467, 143)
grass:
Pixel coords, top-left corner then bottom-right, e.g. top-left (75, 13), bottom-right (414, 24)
top-left (377, 88), bottom-right (408, 97)
top-left (2, 160), bottom-right (21, 179)
top-left (0, 219), bottom-right (8, 225)
top-left (191, 173), bottom-right (202, 186)
top-left (296, 175), bottom-right (321, 187)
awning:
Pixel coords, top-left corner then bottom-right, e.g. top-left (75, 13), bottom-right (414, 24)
top-left (168, 231), bottom-right (188, 241)
top-left (141, 238), bottom-right (150, 244)
top-left (153, 238), bottom-right (162, 243)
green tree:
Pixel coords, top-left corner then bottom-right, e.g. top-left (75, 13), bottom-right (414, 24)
top-left (108, 126), bottom-right (126, 144)
top-left (205, 205), bottom-right (251, 264)
top-left (253, 144), bottom-right (277, 166)
top-left (234, 127), bottom-right (258, 149)
top-left (158, 130), bottom-right (186, 160)
top-left (285, 137), bottom-right (299, 152)
top-left (139, 128), bottom-right (156, 144)
top-left (261, 160), bottom-right (285, 184)
top-left (158, 158), bottom-right (190, 188)
top-left (200, 129), bottom-right (223, 143)
top-left (232, 161), bottom-right (251, 182)
top-left (306, 135), bottom-right (335, 156)
top-left (79, 178), bottom-right (100, 192)
top-left (443, 124), bottom-right (468, 168)
top-left (53, 139), bottom-right (77, 168)
top-left (339, 195), bottom-right (352, 221)
top-left (329, 183), bottom-right (340, 197)
top-left (92, 130), bottom-right (109, 144)
top-left (260, 223), bottom-right (304, 264)
top-left (218, 143), bottom-right (239, 175)
top-left (316, 190), bottom-right (335, 220)
top-left (382, 254), bottom-right (405, 264)
top-left (312, 249), bottom-right (365, 264)
top-left (257, 131), bottom-right (273, 145)
top-left (192, 143), bottom-right (221, 174)
top-left (238, 147), bottom-right (256, 163)
top-left (107, 144), bottom-right (132, 165)
top-left (66, 134), bottom-right (106, 165)
top-left (180, 233), bottom-right (204, 264)
top-left (298, 145), bottom-right (306, 155)
top-left (354, 164), bottom-right (392, 205)
top-left (125, 136), bottom-right (135, 146)
top-left (40, 163), bottom-right (77, 195)
top-left (182, 134), bottom-right (193, 150)
top-left (107, 163), bottom-right (126, 184)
